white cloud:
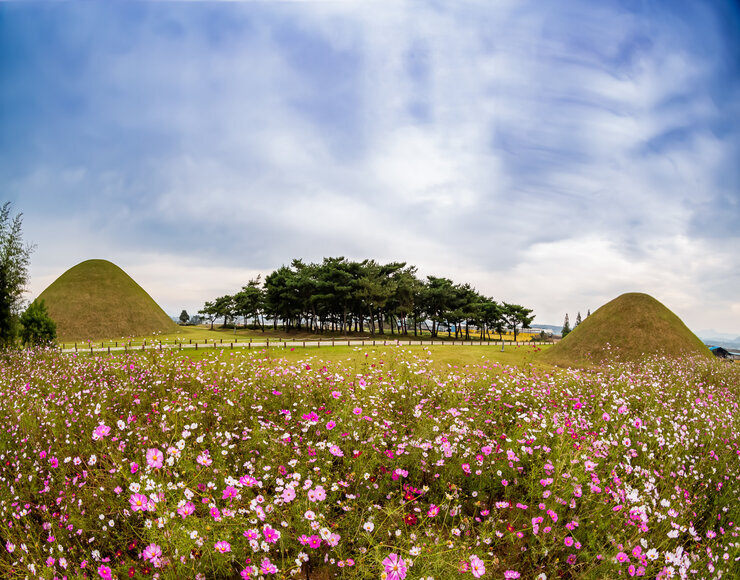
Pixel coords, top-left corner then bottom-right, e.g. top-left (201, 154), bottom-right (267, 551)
top-left (7, 0), bottom-right (740, 333)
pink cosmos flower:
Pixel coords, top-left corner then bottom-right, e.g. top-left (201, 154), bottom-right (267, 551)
top-left (326, 420), bottom-right (336, 430)
top-left (97, 565), bottom-right (112, 580)
top-left (222, 485), bottom-right (238, 500)
top-left (260, 558), bottom-right (277, 574)
top-left (382, 553), bottom-right (407, 580)
top-left (564, 536), bottom-right (574, 547)
top-left (130, 493), bottom-right (149, 512)
top-left (281, 486), bottom-right (296, 503)
top-left (197, 451), bottom-right (212, 466)
top-left (92, 425), bottom-right (110, 441)
top-left (130, 462), bottom-right (139, 474)
top-left (470, 555), bottom-right (486, 578)
top-left (146, 448), bottom-right (163, 469)
top-left (308, 535), bottom-right (322, 549)
top-left (353, 407), bottom-right (362, 415)
top-left (177, 502), bottom-right (195, 518)
top-left (616, 551), bottom-right (629, 563)
top-left (214, 540), bottom-right (231, 554)
top-left (240, 475), bottom-right (257, 487)
top-left (263, 526), bottom-right (280, 543)
top-left (142, 543), bottom-right (162, 561)
top-left (504, 571), bottom-right (521, 579)
top-left (428, 504), bottom-right (440, 517)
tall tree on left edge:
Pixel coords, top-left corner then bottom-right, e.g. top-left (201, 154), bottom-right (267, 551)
top-left (0, 203), bottom-right (35, 348)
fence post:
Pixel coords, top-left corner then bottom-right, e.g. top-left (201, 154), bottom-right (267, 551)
top-left (195, 343), bottom-right (198, 350)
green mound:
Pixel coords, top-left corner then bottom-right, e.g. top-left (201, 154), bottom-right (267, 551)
top-left (541, 292), bottom-right (711, 367)
top-left (38, 259), bottom-right (177, 341)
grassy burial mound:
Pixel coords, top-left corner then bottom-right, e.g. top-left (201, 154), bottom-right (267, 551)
top-left (542, 292), bottom-right (711, 366)
top-left (37, 259), bottom-right (177, 341)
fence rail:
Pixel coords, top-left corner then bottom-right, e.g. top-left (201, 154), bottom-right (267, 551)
top-left (59, 337), bottom-right (552, 355)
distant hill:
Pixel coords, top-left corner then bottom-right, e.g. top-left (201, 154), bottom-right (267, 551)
top-left (541, 292), bottom-right (711, 367)
top-left (38, 259), bottom-right (177, 341)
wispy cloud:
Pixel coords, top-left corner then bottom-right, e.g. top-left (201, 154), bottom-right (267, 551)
top-left (2, 0), bottom-right (738, 332)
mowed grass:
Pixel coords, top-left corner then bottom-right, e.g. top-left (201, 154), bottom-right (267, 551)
top-left (58, 324), bottom-right (549, 353)
top-left (0, 345), bottom-right (737, 579)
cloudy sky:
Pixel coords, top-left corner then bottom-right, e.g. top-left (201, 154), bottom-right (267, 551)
top-left (1, 0), bottom-right (739, 334)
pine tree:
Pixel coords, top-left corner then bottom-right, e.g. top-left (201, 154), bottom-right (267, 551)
top-left (561, 313), bottom-right (571, 337)
top-left (575, 311), bottom-right (582, 327)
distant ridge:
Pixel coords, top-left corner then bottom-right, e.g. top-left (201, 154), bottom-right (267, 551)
top-left (541, 292), bottom-right (711, 367)
top-left (38, 259), bottom-right (177, 341)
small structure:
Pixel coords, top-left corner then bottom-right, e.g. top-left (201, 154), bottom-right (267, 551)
top-left (709, 346), bottom-right (732, 359)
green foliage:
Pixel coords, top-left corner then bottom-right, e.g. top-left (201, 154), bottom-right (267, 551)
top-left (178, 309), bottom-right (190, 325)
top-left (226, 257), bottom-right (530, 341)
top-left (0, 202), bottom-right (34, 348)
top-left (501, 302), bottom-right (535, 341)
top-left (562, 313), bottom-right (571, 337)
top-left (19, 299), bottom-right (56, 346)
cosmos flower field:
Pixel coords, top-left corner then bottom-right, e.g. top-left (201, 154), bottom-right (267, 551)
top-left (0, 347), bottom-right (738, 579)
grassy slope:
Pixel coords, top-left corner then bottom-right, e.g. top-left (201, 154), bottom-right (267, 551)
top-left (541, 292), bottom-right (711, 366)
top-left (38, 259), bottom-right (177, 341)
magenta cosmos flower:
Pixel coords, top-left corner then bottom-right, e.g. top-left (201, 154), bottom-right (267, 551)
top-left (129, 493), bottom-right (150, 512)
top-left (92, 425), bottom-right (111, 440)
top-left (214, 540), bottom-right (231, 554)
top-left (382, 553), bottom-right (407, 580)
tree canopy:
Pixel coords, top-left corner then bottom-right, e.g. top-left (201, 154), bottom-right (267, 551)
top-left (0, 203), bottom-right (34, 347)
top-left (201, 257), bottom-right (535, 339)
top-left (19, 299), bottom-right (56, 346)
